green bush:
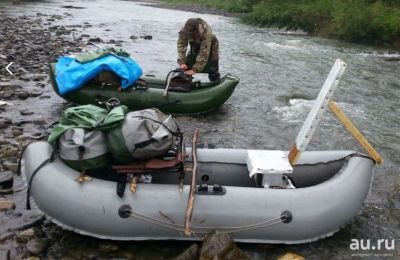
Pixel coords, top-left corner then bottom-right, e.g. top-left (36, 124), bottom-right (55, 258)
top-left (163, 0), bottom-right (400, 46)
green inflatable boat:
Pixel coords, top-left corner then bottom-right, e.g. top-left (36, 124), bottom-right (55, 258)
top-left (49, 63), bottom-right (239, 115)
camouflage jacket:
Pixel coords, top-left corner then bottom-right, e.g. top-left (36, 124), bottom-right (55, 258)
top-left (177, 18), bottom-right (219, 73)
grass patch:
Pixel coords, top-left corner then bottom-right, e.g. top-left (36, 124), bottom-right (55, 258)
top-left (164, 0), bottom-right (400, 46)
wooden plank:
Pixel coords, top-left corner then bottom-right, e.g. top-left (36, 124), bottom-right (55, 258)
top-left (184, 128), bottom-right (200, 236)
top-left (289, 59), bottom-right (347, 165)
top-left (328, 101), bottom-right (383, 164)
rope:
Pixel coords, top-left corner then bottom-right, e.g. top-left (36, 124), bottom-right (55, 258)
top-left (125, 209), bottom-right (286, 235)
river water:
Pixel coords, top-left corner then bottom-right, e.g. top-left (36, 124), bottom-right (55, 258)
top-left (0, 0), bottom-right (399, 259)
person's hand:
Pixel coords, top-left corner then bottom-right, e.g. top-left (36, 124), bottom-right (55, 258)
top-left (179, 64), bottom-right (188, 70)
top-left (184, 69), bottom-right (195, 76)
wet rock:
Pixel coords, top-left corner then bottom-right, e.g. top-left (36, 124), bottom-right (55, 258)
top-left (0, 249), bottom-right (10, 260)
top-left (12, 129), bottom-right (23, 137)
top-left (0, 171), bottom-right (13, 189)
top-left (0, 188), bottom-right (13, 195)
top-left (0, 200), bottom-right (16, 211)
top-left (278, 252), bottom-right (305, 260)
top-left (16, 91), bottom-right (30, 100)
top-left (130, 35), bottom-right (138, 40)
top-left (0, 123), bottom-right (8, 129)
top-left (173, 244), bottom-right (199, 260)
top-left (108, 39), bottom-right (116, 44)
top-left (2, 161), bottom-right (18, 174)
top-left (141, 35), bottom-right (153, 40)
top-left (16, 228), bottom-right (37, 243)
top-left (82, 34), bottom-right (90, 37)
top-left (12, 126), bottom-right (23, 131)
top-left (0, 232), bottom-right (14, 242)
top-left (0, 139), bottom-right (11, 145)
top-left (199, 231), bottom-right (251, 260)
top-left (0, 145), bottom-right (18, 158)
top-left (62, 5), bottom-right (86, 9)
top-left (0, 83), bottom-right (22, 91)
top-left (98, 241), bottom-right (119, 253)
top-left (20, 110), bottom-right (34, 116)
top-left (384, 57), bottom-right (400, 62)
top-left (26, 238), bottom-right (49, 256)
top-left (89, 37), bottom-right (102, 43)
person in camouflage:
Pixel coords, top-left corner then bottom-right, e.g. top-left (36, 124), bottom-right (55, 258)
top-left (177, 18), bottom-right (221, 81)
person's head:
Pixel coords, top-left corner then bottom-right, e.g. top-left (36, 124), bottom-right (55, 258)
top-left (184, 18), bottom-right (199, 37)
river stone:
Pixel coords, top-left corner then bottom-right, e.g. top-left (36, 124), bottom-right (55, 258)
top-left (2, 161), bottom-right (18, 174)
top-left (0, 188), bottom-right (13, 195)
top-left (26, 238), bottom-right (49, 256)
top-left (278, 252), bottom-right (305, 260)
top-left (0, 171), bottom-right (13, 189)
top-left (16, 228), bottom-right (37, 243)
top-left (20, 110), bottom-right (34, 116)
top-left (98, 241), bottom-right (119, 253)
top-left (16, 91), bottom-right (30, 99)
top-left (173, 244), bottom-right (199, 260)
top-left (12, 129), bottom-right (23, 137)
top-left (199, 231), bottom-right (251, 260)
top-left (0, 145), bottom-right (18, 158)
top-left (0, 232), bottom-right (14, 242)
top-left (0, 200), bottom-right (16, 211)
top-left (141, 35), bottom-right (152, 40)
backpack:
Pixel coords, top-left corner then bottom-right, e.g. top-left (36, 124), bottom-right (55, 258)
top-left (58, 128), bottom-right (110, 171)
top-left (107, 109), bottom-right (180, 163)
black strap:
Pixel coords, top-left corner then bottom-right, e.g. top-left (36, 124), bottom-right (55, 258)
top-left (17, 143), bottom-right (32, 177)
top-left (129, 115), bottom-right (181, 135)
top-left (134, 138), bottom-right (156, 149)
top-left (116, 174), bottom-right (127, 198)
top-left (26, 150), bottom-right (56, 210)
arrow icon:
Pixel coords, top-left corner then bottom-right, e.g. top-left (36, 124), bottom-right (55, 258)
top-left (5, 62), bottom-right (14, 76)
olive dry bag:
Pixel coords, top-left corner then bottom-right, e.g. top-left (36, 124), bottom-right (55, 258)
top-left (58, 128), bottom-right (110, 171)
top-left (107, 109), bottom-right (179, 163)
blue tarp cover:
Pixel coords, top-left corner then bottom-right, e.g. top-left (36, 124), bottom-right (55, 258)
top-left (55, 55), bottom-right (143, 95)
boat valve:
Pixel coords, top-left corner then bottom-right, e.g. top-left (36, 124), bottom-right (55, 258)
top-left (118, 204), bottom-right (132, 219)
top-left (281, 210), bottom-right (293, 224)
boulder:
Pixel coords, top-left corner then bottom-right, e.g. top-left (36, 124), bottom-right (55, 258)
top-left (173, 244), bottom-right (199, 260)
top-left (0, 200), bottom-right (16, 211)
top-left (26, 238), bottom-right (49, 256)
top-left (199, 231), bottom-right (251, 260)
top-left (278, 252), bottom-right (305, 260)
top-left (2, 161), bottom-right (18, 174)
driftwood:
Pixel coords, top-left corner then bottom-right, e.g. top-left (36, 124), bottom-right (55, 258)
top-left (184, 128), bottom-right (199, 236)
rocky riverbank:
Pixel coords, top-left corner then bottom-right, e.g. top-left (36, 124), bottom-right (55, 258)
top-left (0, 7), bottom-right (255, 260)
top-left (0, 9), bottom-right (87, 258)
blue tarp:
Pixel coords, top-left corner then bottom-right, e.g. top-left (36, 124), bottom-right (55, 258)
top-left (55, 55), bottom-right (143, 95)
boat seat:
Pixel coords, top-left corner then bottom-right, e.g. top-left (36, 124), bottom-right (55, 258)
top-left (246, 150), bottom-right (294, 188)
top-left (112, 152), bottom-right (184, 174)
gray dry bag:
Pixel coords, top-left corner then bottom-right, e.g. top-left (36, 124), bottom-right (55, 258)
top-left (107, 109), bottom-right (179, 163)
top-left (58, 128), bottom-right (110, 171)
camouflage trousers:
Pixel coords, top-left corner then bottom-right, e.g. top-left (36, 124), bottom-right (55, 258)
top-left (186, 35), bottom-right (220, 81)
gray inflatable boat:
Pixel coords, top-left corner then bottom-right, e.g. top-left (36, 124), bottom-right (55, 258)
top-left (21, 141), bottom-right (375, 244)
